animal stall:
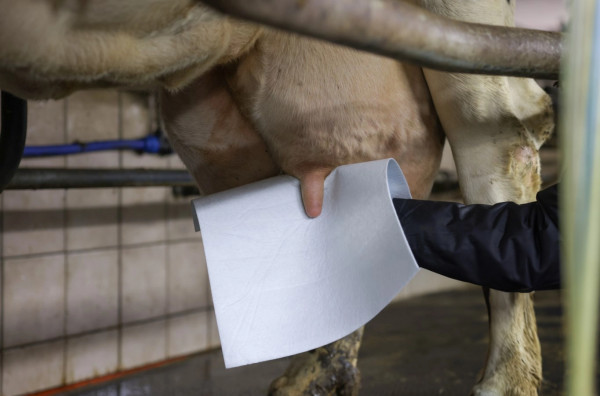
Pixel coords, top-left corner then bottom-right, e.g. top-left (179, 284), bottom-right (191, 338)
top-left (0, 0), bottom-right (596, 395)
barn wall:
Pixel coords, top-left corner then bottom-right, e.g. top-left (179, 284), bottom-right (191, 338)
top-left (0, 91), bottom-right (219, 396)
top-left (0, 90), bottom-right (466, 396)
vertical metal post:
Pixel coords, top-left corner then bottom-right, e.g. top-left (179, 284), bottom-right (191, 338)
top-left (561, 0), bottom-right (600, 394)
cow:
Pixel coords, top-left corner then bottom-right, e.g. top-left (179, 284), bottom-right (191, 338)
top-left (0, 1), bottom-right (554, 395)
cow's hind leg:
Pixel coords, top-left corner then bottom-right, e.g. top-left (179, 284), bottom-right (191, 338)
top-left (269, 328), bottom-right (363, 396)
top-left (474, 291), bottom-right (541, 396)
top-left (422, 66), bottom-right (553, 395)
top-left (419, 1), bottom-right (554, 391)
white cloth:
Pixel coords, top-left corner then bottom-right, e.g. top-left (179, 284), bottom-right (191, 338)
top-left (192, 158), bottom-right (419, 368)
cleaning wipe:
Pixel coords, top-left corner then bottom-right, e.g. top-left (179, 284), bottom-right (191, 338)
top-left (192, 158), bottom-right (419, 368)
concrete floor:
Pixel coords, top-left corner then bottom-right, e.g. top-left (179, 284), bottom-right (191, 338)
top-left (66, 288), bottom-right (576, 396)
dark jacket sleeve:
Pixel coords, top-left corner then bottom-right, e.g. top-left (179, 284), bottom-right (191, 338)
top-left (392, 184), bottom-right (560, 292)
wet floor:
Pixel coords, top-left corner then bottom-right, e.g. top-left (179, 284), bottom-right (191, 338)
top-left (66, 288), bottom-right (580, 396)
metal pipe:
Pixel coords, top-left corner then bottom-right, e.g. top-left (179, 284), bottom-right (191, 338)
top-left (6, 168), bottom-right (467, 194)
top-left (560, 0), bottom-right (600, 394)
top-left (204, 0), bottom-right (562, 79)
top-left (0, 91), bottom-right (27, 193)
top-left (5, 168), bottom-right (195, 189)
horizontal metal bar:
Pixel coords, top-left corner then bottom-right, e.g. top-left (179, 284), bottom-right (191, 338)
top-left (204, 0), bottom-right (562, 79)
top-left (5, 168), bottom-right (195, 189)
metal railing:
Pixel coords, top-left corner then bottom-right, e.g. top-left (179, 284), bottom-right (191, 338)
top-left (3, 168), bottom-right (194, 190)
top-left (560, 0), bottom-right (600, 394)
top-left (204, 0), bottom-right (562, 79)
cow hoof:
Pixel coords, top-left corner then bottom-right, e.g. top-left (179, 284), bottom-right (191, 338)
top-left (268, 329), bottom-right (363, 396)
top-left (268, 348), bottom-right (360, 396)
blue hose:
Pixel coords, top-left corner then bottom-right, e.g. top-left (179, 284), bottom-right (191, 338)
top-left (23, 134), bottom-right (170, 157)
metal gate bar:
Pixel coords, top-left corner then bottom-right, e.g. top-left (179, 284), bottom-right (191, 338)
top-left (560, 0), bottom-right (600, 394)
top-left (4, 168), bottom-right (195, 190)
top-left (204, 0), bottom-right (562, 79)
